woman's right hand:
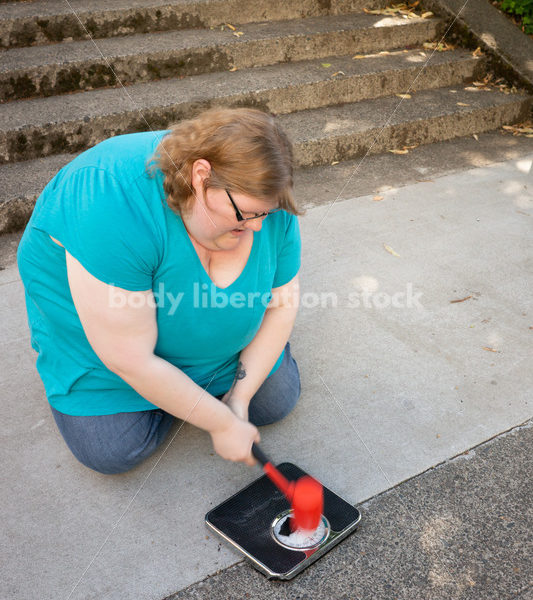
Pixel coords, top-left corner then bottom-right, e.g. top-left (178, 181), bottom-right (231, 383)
top-left (209, 413), bottom-right (260, 466)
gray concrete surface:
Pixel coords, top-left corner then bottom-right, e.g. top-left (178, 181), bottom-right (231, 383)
top-left (0, 0), bottom-right (388, 49)
top-left (427, 0), bottom-right (533, 92)
top-left (168, 420), bottom-right (533, 599)
top-left (0, 13), bottom-right (439, 101)
top-left (1, 152), bottom-right (531, 599)
top-left (279, 84), bottom-right (531, 168)
top-left (0, 49), bottom-right (484, 163)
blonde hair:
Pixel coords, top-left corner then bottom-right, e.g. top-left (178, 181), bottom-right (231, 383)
top-left (151, 107), bottom-right (304, 216)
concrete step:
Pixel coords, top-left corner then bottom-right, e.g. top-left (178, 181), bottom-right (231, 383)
top-left (0, 0), bottom-right (388, 49)
top-left (0, 49), bottom-right (486, 164)
top-left (0, 13), bottom-right (442, 102)
top-left (280, 85), bottom-right (531, 168)
top-left (1, 84), bottom-right (530, 234)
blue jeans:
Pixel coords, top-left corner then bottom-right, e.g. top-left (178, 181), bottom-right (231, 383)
top-left (51, 342), bottom-right (301, 475)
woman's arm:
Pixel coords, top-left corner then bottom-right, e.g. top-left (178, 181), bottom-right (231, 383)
top-left (65, 250), bottom-right (260, 465)
top-left (222, 274), bottom-right (300, 418)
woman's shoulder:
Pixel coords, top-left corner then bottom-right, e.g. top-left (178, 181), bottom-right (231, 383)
top-left (62, 131), bottom-right (170, 179)
top-left (266, 210), bottom-right (299, 239)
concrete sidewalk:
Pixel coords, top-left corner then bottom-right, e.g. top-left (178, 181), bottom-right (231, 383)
top-left (1, 151), bottom-right (532, 600)
top-left (169, 420), bottom-right (533, 600)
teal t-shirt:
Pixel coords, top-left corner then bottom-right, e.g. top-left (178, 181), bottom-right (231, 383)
top-left (17, 131), bottom-right (301, 416)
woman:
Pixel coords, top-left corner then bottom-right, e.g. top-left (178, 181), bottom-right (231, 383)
top-left (17, 107), bottom-right (304, 475)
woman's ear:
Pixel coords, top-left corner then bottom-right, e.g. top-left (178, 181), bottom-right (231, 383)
top-left (191, 159), bottom-right (212, 193)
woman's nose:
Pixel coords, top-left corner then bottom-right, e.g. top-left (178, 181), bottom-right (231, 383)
top-left (244, 217), bottom-right (265, 232)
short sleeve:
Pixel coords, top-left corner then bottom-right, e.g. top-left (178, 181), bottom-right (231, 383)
top-left (32, 166), bottom-right (161, 291)
top-left (272, 213), bottom-right (302, 288)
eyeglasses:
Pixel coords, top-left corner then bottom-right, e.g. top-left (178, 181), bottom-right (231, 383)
top-left (226, 189), bottom-right (281, 221)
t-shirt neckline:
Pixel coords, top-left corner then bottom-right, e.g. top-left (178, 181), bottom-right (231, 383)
top-left (175, 212), bottom-right (258, 291)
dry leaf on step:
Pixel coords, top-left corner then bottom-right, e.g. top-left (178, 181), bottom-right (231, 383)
top-left (383, 244), bottom-right (401, 257)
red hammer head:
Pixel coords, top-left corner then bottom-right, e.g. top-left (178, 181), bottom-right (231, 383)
top-left (291, 475), bottom-right (324, 532)
top-left (252, 444), bottom-right (324, 533)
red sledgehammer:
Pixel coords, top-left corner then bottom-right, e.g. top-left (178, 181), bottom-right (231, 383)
top-left (252, 443), bottom-right (324, 532)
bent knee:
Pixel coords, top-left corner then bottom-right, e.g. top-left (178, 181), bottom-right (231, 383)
top-left (68, 439), bottom-right (154, 475)
top-left (74, 451), bottom-right (143, 475)
top-left (249, 376), bottom-right (301, 427)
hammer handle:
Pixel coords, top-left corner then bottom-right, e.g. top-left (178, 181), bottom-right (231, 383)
top-left (251, 443), bottom-right (270, 466)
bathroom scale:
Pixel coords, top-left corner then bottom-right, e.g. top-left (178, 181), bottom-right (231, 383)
top-left (205, 462), bottom-right (361, 580)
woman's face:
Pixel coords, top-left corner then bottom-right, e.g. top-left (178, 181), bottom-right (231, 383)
top-left (189, 159), bottom-right (277, 249)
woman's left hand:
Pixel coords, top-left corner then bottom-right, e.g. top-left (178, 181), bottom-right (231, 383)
top-left (221, 392), bottom-right (249, 422)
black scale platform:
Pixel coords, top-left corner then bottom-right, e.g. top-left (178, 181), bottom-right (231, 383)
top-left (205, 462), bottom-right (361, 579)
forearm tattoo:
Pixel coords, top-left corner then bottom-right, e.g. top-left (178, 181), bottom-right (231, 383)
top-left (227, 361), bottom-right (247, 398)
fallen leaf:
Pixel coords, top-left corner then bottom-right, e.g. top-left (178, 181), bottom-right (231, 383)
top-left (388, 148), bottom-right (409, 154)
top-left (331, 160), bottom-right (339, 165)
top-left (423, 41), bottom-right (455, 52)
top-left (383, 243), bottom-right (401, 257)
top-left (352, 54), bottom-right (366, 59)
top-left (450, 295), bottom-right (472, 303)
top-left (331, 71), bottom-right (345, 77)
top-left (421, 11), bottom-right (433, 17)
top-left (436, 433), bottom-right (441, 438)
top-left (449, 89), bottom-right (458, 93)
top-left (225, 23), bottom-right (236, 31)
top-left (363, 4), bottom-right (424, 18)
top-left (321, 63), bottom-right (332, 68)
top-left (501, 121), bottom-right (533, 137)
top-left (482, 346), bottom-right (498, 352)
top-left (232, 31), bottom-right (244, 37)
top-left (229, 66), bottom-right (238, 72)
top-left (373, 195), bottom-right (384, 201)
top-left (457, 102), bottom-right (470, 106)
top-left (396, 93), bottom-right (412, 99)
top-left (473, 134), bottom-right (479, 140)
top-left (473, 46), bottom-right (483, 57)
